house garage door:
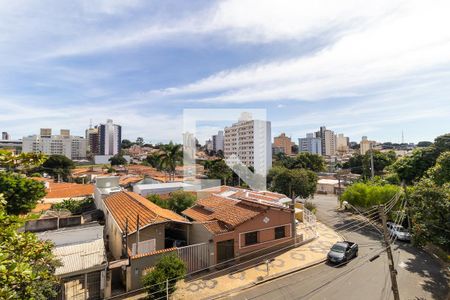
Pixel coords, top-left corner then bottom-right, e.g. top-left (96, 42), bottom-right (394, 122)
top-left (217, 239), bottom-right (234, 264)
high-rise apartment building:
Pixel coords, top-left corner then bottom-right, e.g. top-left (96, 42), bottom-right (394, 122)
top-left (212, 130), bottom-right (224, 153)
top-left (315, 126), bottom-right (336, 156)
top-left (22, 129), bottom-right (87, 160)
top-left (360, 136), bottom-right (376, 155)
top-left (224, 113), bottom-right (272, 175)
top-left (1, 132), bottom-right (10, 140)
top-left (336, 133), bottom-right (349, 154)
top-left (299, 133), bottom-right (322, 155)
top-left (273, 133), bottom-right (293, 155)
top-left (85, 126), bottom-right (100, 155)
top-left (99, 119), bottom-right (122, 156)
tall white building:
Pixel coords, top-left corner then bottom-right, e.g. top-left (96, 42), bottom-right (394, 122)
top-left (315, 126), bottom-right (336, 156)
top-left (22, 129), bottom-right (87, 160)
top-left (99, 119), bottom-right (122, 156)
top-left (299, 133), bottom-right (322, 155)
top-left (224, 113), bottom-right (272, 175)
top-left (212, 130), bottom-right (224, 153)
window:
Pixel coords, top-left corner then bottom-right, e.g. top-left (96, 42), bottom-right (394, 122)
top-left (245, 231), bottom-right (258, 246)
top-left (275, 226), bottom-right (286, 239)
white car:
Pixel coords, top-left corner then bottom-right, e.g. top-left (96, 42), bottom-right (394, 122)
top-left (387, 222), bottom-right (411, 242)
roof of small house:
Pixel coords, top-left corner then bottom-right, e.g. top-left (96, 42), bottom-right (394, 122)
top-left (104, 191), bottom-right (188, 233)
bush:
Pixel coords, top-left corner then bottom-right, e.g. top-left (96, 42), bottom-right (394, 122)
top-left (340, 182), bottom-right (402, 209)
top-left (142, 253), bottom-right (186, 299)
top-left (303, 201), bottom-right (317, 214)
top-left (52, 197), bottom-right (94, 214)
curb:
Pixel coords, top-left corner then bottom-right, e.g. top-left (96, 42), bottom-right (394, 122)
top-left (206, 257), bottom-right (327, 300)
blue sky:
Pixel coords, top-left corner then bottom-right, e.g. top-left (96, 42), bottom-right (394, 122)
top-left (1, 0), bottom-right (449, 144)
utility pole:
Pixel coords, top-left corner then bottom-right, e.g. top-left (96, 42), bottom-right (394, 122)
top-left (370, 143), bottom-right (375, 179)
top-left (289, 183), bottom-right (297, 245)
top-left (379, 205), bottom-right (400, 300)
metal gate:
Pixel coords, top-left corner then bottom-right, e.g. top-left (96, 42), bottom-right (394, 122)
top-left (177, 243), bottom-right (210, 273)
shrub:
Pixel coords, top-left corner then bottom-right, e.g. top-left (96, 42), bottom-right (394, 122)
top-left (303, 201), bottom-right (317, 214)
top-left (52, 197), bottom-right (94, 214)
top-left (340, 182), bottom-right (401, 209)
top-left (142, 253), bottom-right (186, 299)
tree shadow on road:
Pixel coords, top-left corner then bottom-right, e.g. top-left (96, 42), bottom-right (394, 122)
top-left (394, 242), bottom-right (449, 300)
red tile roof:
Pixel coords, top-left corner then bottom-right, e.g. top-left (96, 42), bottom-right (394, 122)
top-left (104, 191), bottom-right (188, 233)
top-left (32, 178), bottom-right (94, 199)
top-left (183, 194), bottom-right (263, 229)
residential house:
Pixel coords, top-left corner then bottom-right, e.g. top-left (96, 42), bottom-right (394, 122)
top-left (102, 191), bottom-right (190, 291)
top-left (183, 186), bottom-right (294, 265)
top-left (37, 223), bottom-right (109, 299)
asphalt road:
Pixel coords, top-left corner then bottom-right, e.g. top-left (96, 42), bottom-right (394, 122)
top-left (230, 194), bottom-right (449, 300)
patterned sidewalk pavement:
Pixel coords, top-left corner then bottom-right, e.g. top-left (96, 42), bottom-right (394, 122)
top-left (172, 222), bottom-right (342, 300)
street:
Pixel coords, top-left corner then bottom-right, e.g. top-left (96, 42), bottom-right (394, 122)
top-left (230, 194), bottom-right (449, 300)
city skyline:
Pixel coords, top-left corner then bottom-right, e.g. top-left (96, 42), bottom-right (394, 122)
top-left (1, 1), bottom-right (450, 143)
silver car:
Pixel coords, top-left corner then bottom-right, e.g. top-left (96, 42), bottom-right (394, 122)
top-left (387, 222), bottom-right (411, 242)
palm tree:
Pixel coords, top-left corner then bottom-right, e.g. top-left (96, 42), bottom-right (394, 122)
top-left (158, 142), bottom-right (182, 181)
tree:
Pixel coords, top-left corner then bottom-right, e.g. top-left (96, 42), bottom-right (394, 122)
top-left (391, 147), bottom-right (437, 184)
top-left (433, 133), bottom-right (450, 154)
top-left (0, 172), bottom-right (46, 214)
top-left (136, 137), bottom-right (144, 146)
top-left (146, 152), bottom-right (162, 170)
top-left (417, 141), bottom-right (432, 148)
top-left (269, 167), bottom-right (318, 199)
top-left (142, 253), bottom-right (186, 299)
top-left (147, 194), bottom-right (169, 209)
top-left (426, 151), bottom-right (450, 186)
top-left (291, 153), bottom-right (326, 172)
top-left (158, 142), bottom-right (182, 181)
top-left (109, 154), bottom-right (127, 166)
top-left (344, 151), bottom-right (396, 178)
top-left (121, 139), bottom-right (133, 149)
top-left (0, 150), bottom-right (47, 173)
top-left (408, 179), bottom-right (450, 251)
top-left (340, 182), bottom-right (401, 209)
top-left (166, 191), bottom-right (196, 214)
top-left (205, 159), bottom-right (233, 185)
top-left (0, 194), bottom-right (60, 299)
top-left (42, 155), bottom-right (74, 181)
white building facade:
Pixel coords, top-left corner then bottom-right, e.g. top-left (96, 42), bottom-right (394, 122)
top-left (212, 130), bottom-right (224, 153)
top-left (299, 133), bottom-right (322, 155)
top-left (22, 129), bottom-right (87, 160)
top-left (224, 117), bottom-right (272, 175)
top-left (99, 119), bottom-right (121, 156)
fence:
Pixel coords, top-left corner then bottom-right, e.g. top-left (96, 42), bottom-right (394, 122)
top-left (177, 242), bottom-right (210, 273)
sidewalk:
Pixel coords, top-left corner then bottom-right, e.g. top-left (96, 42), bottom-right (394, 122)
top-left (172, 222), bottom-right (342, 300)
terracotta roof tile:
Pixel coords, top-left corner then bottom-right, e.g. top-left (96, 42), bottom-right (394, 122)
top-left (32, 178), bottom-right (94, 199)
top-left (104, 191), bottom-right (188, 233)
top-left (183, 194), bottom-right (262, 228)
top-left (201, 220), bottom-right (231, 234)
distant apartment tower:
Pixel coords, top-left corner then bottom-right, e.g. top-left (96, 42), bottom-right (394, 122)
top-left (273, 133), bottom-right (293, 155)
top-left (224, 113), bottom-right (272, 175)
top-left (1, 132), bottom-right (10, 140)
top-left (299, 133), bottom-right (322, 155)
top-left (336, 133), bottom-right (349, 154)
top-left (22, 129), bottom-right (87, 160)
top-left (85, 126), bottom-right (100, 155)
top-left (212, 130), bottom-right (224, 153)
top-left (99, 119), bottom-right (122, 156)
top-left (315, 126), bottom-right (336, 156)
top-left (205, 139), bottom-right (213, 152)
top-left (360, 136), bottom-right (376, 155)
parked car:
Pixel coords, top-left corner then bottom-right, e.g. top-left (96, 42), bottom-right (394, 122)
top-left (387, 222), bottom-right (411, 242)
top-left (327, 241), bottom-right (358, 264)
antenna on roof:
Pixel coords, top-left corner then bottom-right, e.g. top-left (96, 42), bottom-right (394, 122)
top-left (89, 118), bottom-right (93, 129)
